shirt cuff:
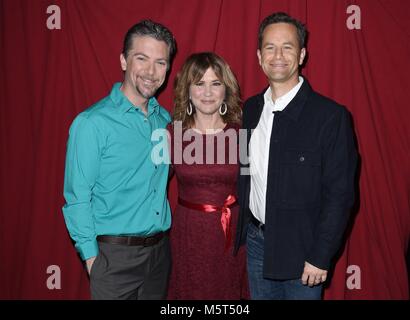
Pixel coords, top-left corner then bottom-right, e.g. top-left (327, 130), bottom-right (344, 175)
top-left (77, 240), bottom-right (99, 260)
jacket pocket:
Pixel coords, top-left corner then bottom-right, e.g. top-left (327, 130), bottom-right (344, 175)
top-left (279, 150), bottom-right (321, 208)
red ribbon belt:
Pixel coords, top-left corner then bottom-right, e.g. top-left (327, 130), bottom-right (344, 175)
top-left (178, 194), bottom-right (237, 250)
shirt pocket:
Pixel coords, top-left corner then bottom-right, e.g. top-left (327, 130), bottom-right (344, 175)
top-left (279, 150), bottom-right (321, 208)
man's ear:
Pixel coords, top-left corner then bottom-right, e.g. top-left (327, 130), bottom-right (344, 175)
top-left (257, 49), bottom-right (262, 66)
top-left (299, 48), bottom-right (306, 65)
top-left (120, 53), bottom-right (127, 71)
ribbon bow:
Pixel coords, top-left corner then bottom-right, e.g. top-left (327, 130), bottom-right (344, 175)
top-left (220, 195), bottom-right (236, 250)
top-left (177, 194), bottom-right (237, 250)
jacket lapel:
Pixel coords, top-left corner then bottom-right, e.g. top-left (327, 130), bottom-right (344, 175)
top-left (248, 92), bottom-right (265, 131)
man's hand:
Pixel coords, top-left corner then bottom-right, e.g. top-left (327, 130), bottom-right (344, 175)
top-left (301, 261), bottom-right (327, 287)
top-left (85, 256), bottom-right (97, 275)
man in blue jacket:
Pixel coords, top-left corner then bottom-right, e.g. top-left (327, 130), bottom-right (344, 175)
top-left (234, 12), bottom-right (357, 299)
top-left (63, 20), bottom-right (176, 299)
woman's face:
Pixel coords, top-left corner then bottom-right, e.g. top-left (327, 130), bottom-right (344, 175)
top-left (189, 67), bottom-right (226, 117)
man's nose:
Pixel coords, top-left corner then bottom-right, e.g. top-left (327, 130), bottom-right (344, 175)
top-left (146, 62), bottom-right (155, 76)
top-left (274, 48), bottom-right (284, 59)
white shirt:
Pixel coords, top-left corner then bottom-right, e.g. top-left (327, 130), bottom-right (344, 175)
top-left (249, 77), bottom-right (304, 223)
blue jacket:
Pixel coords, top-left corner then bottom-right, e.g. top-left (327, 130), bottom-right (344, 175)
top-left (234, 79), bottom-right (358, 280)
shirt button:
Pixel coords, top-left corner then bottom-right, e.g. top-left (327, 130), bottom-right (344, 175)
top-left (299, 156), bottom-right (305, 162)
top-left (156, 212), bottom-right (159, 215)
top-left (154, 189), bottom-right (156, 193)
top-left (155, 165), bottom-right (158, 169)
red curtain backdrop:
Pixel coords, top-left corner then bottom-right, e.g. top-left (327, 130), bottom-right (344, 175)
top-left (1, 0), bottom-right (409, 299)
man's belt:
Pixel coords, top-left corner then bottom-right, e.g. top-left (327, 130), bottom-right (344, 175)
top-left (97, 231), bottom-right (168, 247)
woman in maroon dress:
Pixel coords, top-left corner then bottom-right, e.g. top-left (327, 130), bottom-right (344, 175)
top-left (167, 52), bottom-right (248, 299)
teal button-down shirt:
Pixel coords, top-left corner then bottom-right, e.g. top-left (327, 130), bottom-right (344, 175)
top-left (63, 83), bottom-right (171, 260)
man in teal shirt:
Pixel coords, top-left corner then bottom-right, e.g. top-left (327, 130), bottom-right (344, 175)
top-left (63, 20), bottom-right (176, 299)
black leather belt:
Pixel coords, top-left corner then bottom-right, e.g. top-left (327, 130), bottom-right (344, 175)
top-left (97, 231), bottom-right (168, 247)
top-left (250, 215), bottom-right (265, 231)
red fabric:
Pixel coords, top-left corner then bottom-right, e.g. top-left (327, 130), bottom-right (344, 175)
top-left (168, 125), bottom-right (248, 300)
top-left (178, 194), bottom-right (236, 249)
top-left (0, 0), bottom-right (409, 299)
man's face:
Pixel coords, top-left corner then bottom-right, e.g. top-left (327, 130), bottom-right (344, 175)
top-left (257, 23), bottom-right (306, 84)
top-left (120, 35), bottom-right (169, 104)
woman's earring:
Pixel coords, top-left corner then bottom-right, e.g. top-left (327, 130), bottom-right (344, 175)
top-left (219, 102), bottom-right (227, 116)
top-left (187, 100), bottom-right (193, 116)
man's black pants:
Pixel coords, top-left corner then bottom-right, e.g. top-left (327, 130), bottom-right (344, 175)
top-left (90, 233), bottom-right (171, 300)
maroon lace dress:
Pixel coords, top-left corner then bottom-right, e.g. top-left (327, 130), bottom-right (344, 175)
top-left (167, 123), bottom-right (248, 300)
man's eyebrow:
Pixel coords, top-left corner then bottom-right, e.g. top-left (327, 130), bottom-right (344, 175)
top-left (264, 41), bottom-right (295, 47)
top-left (133, 52), bottom-right (149, 57)
top-left (133, 53), bottom-right (167, 62)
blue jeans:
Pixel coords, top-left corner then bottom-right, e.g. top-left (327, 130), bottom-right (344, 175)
top-left (246, 222), bottom-right (322, 300)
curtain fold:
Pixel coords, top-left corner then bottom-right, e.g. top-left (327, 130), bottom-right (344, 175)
top-left (0, 0), bottom-right (409, 299)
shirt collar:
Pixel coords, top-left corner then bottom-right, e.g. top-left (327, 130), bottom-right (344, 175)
top-left (109, 82), bottom-right (160, 115)
top-left (264, 76), bottom-right (304, 112)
